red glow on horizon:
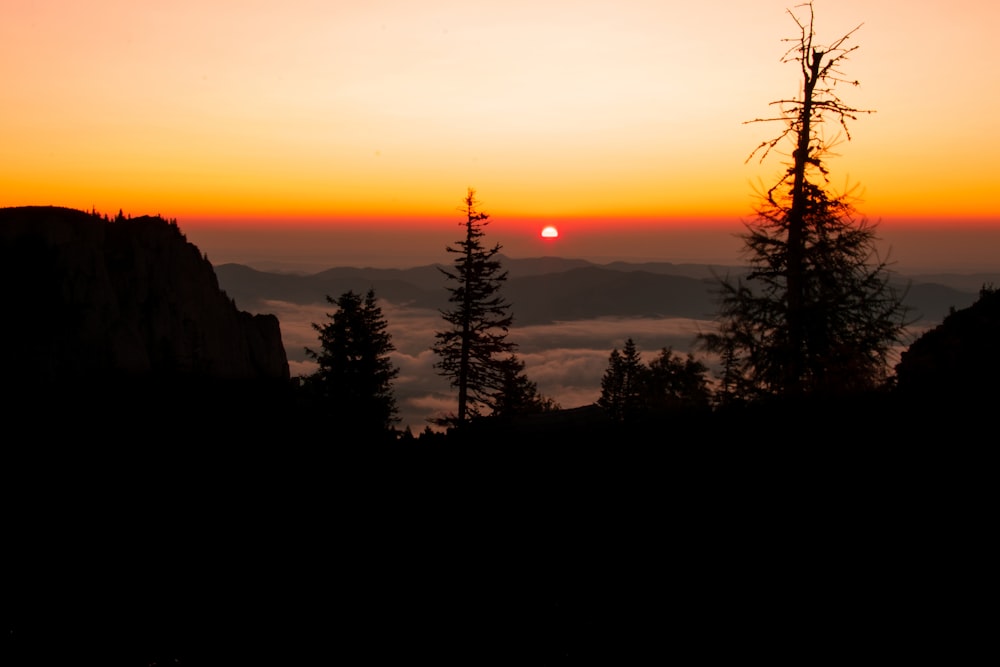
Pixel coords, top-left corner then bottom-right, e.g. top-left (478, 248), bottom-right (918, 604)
top-left (154, 209), bottom-right (1000, 234)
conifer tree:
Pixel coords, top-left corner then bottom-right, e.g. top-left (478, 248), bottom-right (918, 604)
top-left (432, 188), bottom-right (516, 426)
top-left (491, 354), bottom-right (560, 418)
top-left (698, 1), bottom-right (908, 399)
top-left (599, 340), bottom-right (713, 421)
top-left (645, 347), bottom-right (713, 412)
top-left (305, 289), bottom-right (400, 437)
top-left (598, 338), bottom-right (647, 422)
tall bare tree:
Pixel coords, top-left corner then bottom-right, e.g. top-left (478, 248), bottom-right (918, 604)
top-left (699, 1), bottom-right (909, 399)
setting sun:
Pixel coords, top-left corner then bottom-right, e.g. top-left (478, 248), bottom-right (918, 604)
top-left (1, 0), bottom-right (997, 265)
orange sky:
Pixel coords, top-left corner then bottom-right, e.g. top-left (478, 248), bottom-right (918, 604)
top-left (3, 0), bottom-right (998, 268)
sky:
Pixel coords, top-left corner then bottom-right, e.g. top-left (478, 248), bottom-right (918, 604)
top-left (3, 0), bottom-right (999, 271)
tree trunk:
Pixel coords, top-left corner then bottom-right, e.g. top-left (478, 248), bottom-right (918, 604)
top-left (784, 48), bottom-right (824, 394)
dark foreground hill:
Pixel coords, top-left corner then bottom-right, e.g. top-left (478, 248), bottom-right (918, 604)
top-left (6, 395), bottom-right (991, 667)
top-left (0, 206), bottom-right (289, 387)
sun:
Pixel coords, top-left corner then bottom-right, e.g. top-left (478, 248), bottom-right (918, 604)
top-left (540, 225), bottom-right (559, 239)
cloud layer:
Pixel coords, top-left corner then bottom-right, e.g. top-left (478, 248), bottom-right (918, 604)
top-left (266, 299), bottom-right (716, 434)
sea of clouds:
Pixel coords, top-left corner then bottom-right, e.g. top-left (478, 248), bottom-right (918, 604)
top-left (266, 299), bottom-right (719, 435)
top-left (267, 292), bottom-right (928, 435)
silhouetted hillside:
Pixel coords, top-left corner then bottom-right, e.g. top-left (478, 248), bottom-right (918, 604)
top-left (1, 206), bottom-right (289, 403)
top-left (895, 286), bottom-right (1000, 400)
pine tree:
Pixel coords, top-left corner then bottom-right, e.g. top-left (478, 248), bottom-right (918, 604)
top-left (697, 1), bottom-right (908, 399)
top-left (645, 347), bottom-right (713, 412)
top-left (491, 354), bottom-right (560, 418)
top-left (598, 338), bottom-right (647, 422)
top-left (304, 289), bottom-right (400, 438)
top-left (432, 188), bottom-right (516, 427)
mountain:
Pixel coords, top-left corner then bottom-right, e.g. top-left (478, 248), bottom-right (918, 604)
top-left (905, 273), bottom-right (1000, 293)
top-left (1, 206), bottom-right (289, 388)
top-left (215, 256), bottom-right (987, 327)
top-left (217, 261), bottom-right (444, 308)
top-left (896, 285), bottom-right (1000, 398)
top-left (505, 267), bottom-right (717, 321)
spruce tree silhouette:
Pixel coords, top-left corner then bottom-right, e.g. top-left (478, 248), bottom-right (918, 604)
top-left (432, 188), bottom-right (516, 428)
top-left (304, 288), bottom-right (400, 440)
top-left (697, 0), bottom-right (908, 399)
top-left (598, 337), bottom-right (647, 422)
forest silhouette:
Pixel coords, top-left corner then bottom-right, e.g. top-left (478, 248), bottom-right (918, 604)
top-left (4, 2), bottom-right (995, 663)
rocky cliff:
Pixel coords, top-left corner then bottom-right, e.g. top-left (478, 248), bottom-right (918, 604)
top-left (894, 285), bottom-right (1000, 399)
top-left (0, 206), bottom-right (289, 388)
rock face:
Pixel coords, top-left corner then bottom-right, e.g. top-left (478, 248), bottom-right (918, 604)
top-left (0, 206), bottom-right (289, 386)
top-left (894, 285), bottom-right (1000, 399)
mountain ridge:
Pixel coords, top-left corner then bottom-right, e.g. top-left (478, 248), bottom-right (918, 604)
top-left (214, 257), bottom-right (993, 327)
top-left (1, 205), bottom-right (290, 386)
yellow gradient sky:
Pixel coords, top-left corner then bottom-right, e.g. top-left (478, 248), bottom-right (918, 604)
top-left (3, 1), bottom-right (998, 268)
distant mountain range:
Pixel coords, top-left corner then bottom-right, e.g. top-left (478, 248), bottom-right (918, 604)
top-left (215, 255), bottom-right (996, 327)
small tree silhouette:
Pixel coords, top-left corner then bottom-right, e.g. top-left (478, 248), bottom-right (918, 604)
top-left (304, 289), bottom-right (400, 439)
top-left (490, 354), bottom-right (560, 418)
top-left (645, 347), bottom-right (713, 412)
top-left (598, 338), bottom-right (648, 423)
top-left (599, 340), bottom-right (713, 422)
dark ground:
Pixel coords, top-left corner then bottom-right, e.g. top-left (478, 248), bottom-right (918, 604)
top-left (4, 409), bottom-right (992, 666)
